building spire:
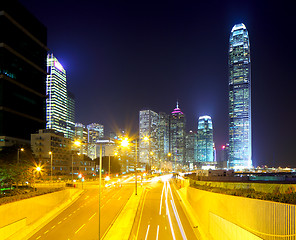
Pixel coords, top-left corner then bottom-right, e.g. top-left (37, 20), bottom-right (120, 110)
top-left (176, 100), bottom-right (179, 109)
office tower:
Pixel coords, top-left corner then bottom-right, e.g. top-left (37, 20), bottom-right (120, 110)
top-left (75, 123), bottom-right (88, 154)
top-left (170, 102), bottom-right (186, 166)
top-left (87, 123), bottom-right (104, 159)
top-left (0, 0), bottom-right (47, 148)
top-left (66, 92), bottom-right (75, 140)
top-left (197, 115), bottom-right (214, 163)
top-left (185, 130), bottom-right (198, 170)
top-left (46, 54), bottom-right (68, 137)
top-left (158, 112), bottom-right (169, 161)
top-left (228, 23), bottom-right (252, 169)
top-left (139, 109), bottom-right (159, 166)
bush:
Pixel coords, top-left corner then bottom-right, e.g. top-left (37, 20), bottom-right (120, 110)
top-left (190, 182), bottom-right (296, 205)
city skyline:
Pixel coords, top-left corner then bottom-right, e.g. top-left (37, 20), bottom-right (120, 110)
top-left (18, 0), bottom-right (296, 167)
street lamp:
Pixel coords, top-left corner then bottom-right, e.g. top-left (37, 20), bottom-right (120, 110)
top-left (49, 151), bottom-right (53, 183)
top-left (17, 148), bottom-right (24, 164)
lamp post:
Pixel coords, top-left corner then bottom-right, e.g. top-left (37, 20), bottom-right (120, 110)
top-left (49, 151), bottom-right (53, 183)
top-left (99, 143), bottom-right (102, 240)
top-left (17, 148), bottom-right (24, 164)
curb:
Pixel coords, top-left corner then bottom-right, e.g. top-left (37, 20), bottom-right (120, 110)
top-left (173, 184), bottom-right (206, 240)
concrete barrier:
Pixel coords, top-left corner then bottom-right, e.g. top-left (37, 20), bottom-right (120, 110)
top-left (0, 188), bottom-right (82, 240)
top-left (180, 186), bottom-right (296, 240)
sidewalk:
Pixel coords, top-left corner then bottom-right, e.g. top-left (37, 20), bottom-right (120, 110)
top-left (103, 187), bottom-right (145, 240)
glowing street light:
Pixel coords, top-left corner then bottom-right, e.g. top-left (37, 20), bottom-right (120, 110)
top-left (17, 148), bottom-right (24, 164)
top-left (120, 138), bottom-right (130, 148)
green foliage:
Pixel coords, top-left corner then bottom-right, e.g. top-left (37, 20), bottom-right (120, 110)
top-left (0, 187), bottom-right (64, 205)
top-left (190, 181), bottom-right (296, 205)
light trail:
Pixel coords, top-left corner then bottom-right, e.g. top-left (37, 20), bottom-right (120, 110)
top-left (168, 181), bottom-right (187, 240)
top-left (165, 181), bottom-right (176, 240)
top-left (159, 181), bottom-right (166, 215)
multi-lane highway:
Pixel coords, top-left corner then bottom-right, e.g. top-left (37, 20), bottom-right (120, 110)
top-left (29, 181), bottom-right (134, 240)
top-left (134, 176), bottom-right (197, 240)
top-left (28, 175), bottom-right (197, 240)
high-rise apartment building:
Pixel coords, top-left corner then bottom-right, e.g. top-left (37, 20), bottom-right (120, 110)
top-left (228, 23), bottom-right (252, 169)
top-left (139, 109), bottom-right (159, 165)
top-left (0, 0), bottom-right (47, 148)
top-left (75, 123), bottom-right (88, 154)
top-left (46, 54), bottom-right (67, 137)
top-left (158, 112), bottom-right (169, 161)
top-left (170, 102), bottom-right (186, 165)
top-left (197, 115), bottom-right (214, 163)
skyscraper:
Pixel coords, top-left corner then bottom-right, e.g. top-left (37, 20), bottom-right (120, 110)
top-left (170, 102), bottom-right (186, 166)
top-left (67, 91), bottom-right (75, 140)
top-left (185, 130), bottom-right (198, 169)
top-left (87, 123), bottom-right (104, 159)
top-left (197, 115), bottom-right (214, 163)
top-left (0, 0), bottom-right (47, 148)
top-left (158, 112), bottom-right (169, 161)
top-left (46, 54), bottom-right (67, 137)
top-left (139, 109), bottom-right (159, 165)
top-left (228, 23), bottom-right (252, 169)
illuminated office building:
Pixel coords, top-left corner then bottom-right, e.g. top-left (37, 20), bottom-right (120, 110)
top-left (46, 54), bottom-right (68, 137)
top-left (197, 115), bottom-right (213, 163)
top-left (87, 123), bottom-right (104, 159)
top-left (66, 91), bottom-right (75, 140)
top-left (185, 130), bottom-right (198, 169)
top-left (0, 1), bottom-right (47, 147)
top-left (139, 109), bottom-right (159, 165)
top-left (170, 102), bottom-right (186, 165)
top-left (158, 112), bottom-right (169, 161)
top-left (228, 23), bottom-right (252, 169)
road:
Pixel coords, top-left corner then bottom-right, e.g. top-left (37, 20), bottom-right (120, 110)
top-left (29, 181), bottom-right (134, 240)
top-left (134, 176), bottom-right (198, 240)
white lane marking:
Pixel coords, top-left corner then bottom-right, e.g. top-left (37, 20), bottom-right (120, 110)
top-left (58, 221), bottom-right (62, 224)
top-left (69, 213), bottom-right (72, 217)
top-left (156, 225), bottom-right (160, 240)
top-left (75, 224), bottom-right (85, 234)
top-left (118, 196), bottom-right (122, 200)
top-left (51, 225), bottom-right (56, 229)
top-left (106, 199), bottom-right (111, 204)
top-left (89, 212), bottom-right (96, 221)
top-left (36, 236), bottom-right (41, 240)
top-left (145, 225), bottom-right (150, 240)
top-left (44, 230), bottom-right (49, 234)
top-left (159, 181), bottom-right (166, 215)
top-left (84, 195), bottom-right (89, 200)
top-left (64, 217), bottom-right (67, 220)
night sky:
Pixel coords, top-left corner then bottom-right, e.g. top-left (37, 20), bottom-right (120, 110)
top-left (19, 0), bottom-right (296, 167)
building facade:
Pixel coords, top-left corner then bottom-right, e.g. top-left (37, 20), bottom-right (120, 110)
top-left (87, 123), bottom-right (104, 160)
top-left (197, 115), bottom-right (214, 164)
top-left (158, 112), bottom-right (169, 162)
top-left (66, 91), bottom-right (75, 140)
top-left (170, 102), bottom-right (186, 166)
top-left (0, 0), bottom-right (47, 148)
top-left (46, 54), bottom-right (68, 137)
top-left (228, 23), bottom-right (252, 169)
top-left (185, 130), bottom-right (198, 170)
top-left (139, 109), bottom-right (159, 166)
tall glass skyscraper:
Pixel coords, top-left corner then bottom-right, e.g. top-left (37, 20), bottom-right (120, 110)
top-left (139, 109), bottom-right (159, 165)
top-left (170, 102), bottom-right (186, 165)
top-left (228, 23), bottom-right (252, 169)
top-left (46, 54), bottom-right (68, 137)
top-left (197, 116), bottom-right (213, 163)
